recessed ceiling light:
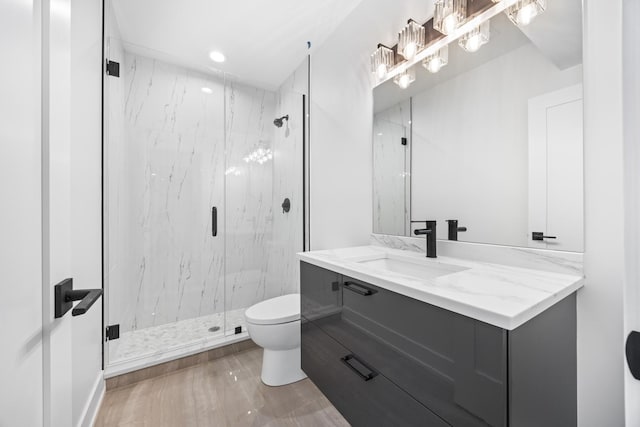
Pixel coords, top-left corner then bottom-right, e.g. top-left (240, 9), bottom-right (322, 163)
top-left (201, 87), bottom-right (213, 94)
top-left (209, 51), bottom-right (225, 63)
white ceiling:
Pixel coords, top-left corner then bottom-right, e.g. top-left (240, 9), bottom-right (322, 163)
top-left (111, 0), bottom-right (364, 90)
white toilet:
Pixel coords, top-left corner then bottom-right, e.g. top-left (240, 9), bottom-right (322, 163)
top-left (245, 293), bottom-right (307, 386)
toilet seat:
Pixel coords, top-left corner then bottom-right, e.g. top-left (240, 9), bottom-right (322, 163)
top-left (245, 294), bottom-right (300, 325)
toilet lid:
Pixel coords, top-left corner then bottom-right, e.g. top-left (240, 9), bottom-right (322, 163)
top-left (245, 294), bottom-right (300, 325)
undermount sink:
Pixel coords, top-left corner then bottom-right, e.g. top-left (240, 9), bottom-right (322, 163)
top-left (358, 256), bottom-right (469, 280)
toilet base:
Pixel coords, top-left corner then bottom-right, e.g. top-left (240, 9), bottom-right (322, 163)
top-left (260, 347), bottom-right (307, 386)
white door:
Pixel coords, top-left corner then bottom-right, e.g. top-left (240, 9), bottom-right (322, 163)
top-left (624, 1), bottom-right (640, 423)
top-left (1, 0), bottom-right (85, 425)
top-left (0, 0), bottom-right (44, 425)
top-left (528, 85), bottom-right (584, 252)
top-left (44, 0), bottom-right (75, 424)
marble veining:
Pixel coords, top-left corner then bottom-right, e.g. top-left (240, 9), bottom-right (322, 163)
top-left (299, 245), bottom-right (584, 330)
top-left (371, 233), bottom-right (584, 276)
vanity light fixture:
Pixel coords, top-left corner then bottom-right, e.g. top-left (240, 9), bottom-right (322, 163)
top-left (458, 21), bottom-right (490, 53)
top-left (422, 45), bottom-right (448, 73)
top-left (393, 68), bottom-right (416, 89)
top-left (506, 0), bottom-right (546, 26)
top-left (433, 0), bottom-right (467, 36)
top-left (371, 44), bottom-right (395, 80)
top-left (398, 20), bottom-right (426, 60)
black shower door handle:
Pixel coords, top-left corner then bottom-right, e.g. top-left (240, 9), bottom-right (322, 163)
top-left (212, 207), bottom-right (217, 237)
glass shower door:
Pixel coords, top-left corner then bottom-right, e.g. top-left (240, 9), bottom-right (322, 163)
top-left (104, 0), bottom-right (228, 366)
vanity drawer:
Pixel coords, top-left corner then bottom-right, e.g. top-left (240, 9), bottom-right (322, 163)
top-left (301, 319), bottom-right (449, 427)
top-left (335, 274), bottom-right (507, 427)
top-left (300, 262), bottom-right (342, 322)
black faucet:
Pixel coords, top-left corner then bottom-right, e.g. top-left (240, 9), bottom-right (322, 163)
top-left (446, 219), bottom-right (467, 241)
top-left (412, 220), bottom-right (437, 258)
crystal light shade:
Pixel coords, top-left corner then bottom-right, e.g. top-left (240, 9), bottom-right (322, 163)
top-left (458, 21), bottom-right (490, 52)
top-left (393, 68), bottom-right (416, 89)
top-left (371, 44), bottom-right (395, 80)
top-left (398, 20), bottom-right (426, 60)
top-left (422, 45), bottom-right (449, 73)
top-left (507, 0), bottom-right (546, 26)
top-left (433, 0), bottom-right (467, 35)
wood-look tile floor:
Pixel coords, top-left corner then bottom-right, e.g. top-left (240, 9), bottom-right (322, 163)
top-left (95, 347), bottom-right (350, 427)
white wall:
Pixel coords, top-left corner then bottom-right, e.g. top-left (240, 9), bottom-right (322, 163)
top-left (0, 0), bottom-right (43, 425)
top-left (70, 0), bottom-right (105, 424)
top-left (309, 0), bottom-right (433, 250)
top-left (623, 0), bottom-right (640, 424)
top-left (580, 0), bottom-right (626, 425)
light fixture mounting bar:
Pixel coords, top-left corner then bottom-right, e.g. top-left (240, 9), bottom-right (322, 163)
top-left (375, 0), bottom-right (522, 87)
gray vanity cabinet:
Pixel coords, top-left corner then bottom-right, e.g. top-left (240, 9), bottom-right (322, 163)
top-left (301, 261), bottom-right (577, 427)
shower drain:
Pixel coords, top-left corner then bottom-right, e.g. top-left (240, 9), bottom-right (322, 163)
top-left (208, 326), bottom-right (221, 332)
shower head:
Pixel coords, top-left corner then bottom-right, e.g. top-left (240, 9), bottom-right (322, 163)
top-left (273, 115), bottom-right (289, 128)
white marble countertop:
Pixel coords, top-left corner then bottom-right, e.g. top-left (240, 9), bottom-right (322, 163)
top-left (297, 245), bottom-right (584, 330)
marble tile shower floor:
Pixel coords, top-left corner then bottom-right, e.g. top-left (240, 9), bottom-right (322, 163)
top-left (96, 346), bottom-right (350, 427)
top-left (109, 308), bottom-right (249, 364)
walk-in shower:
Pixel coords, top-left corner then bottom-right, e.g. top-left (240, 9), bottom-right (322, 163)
top-left (103, 0), bottom-right (308, 375)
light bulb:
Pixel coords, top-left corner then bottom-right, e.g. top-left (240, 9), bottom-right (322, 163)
top-left (422, 46), bottom-right (448, 74)
top-left (442, 14), bottom-right (459, 34)
top-left (398, 74), bottom-right (411, 89)
top-left (516, 3), bottom-right (537, 25)
top-left (403, 42), bottom-right (417, 60)
top-left (201, 87), bottom-right (213, 94)
top-left (426, 57), bottom-right (442, 73)
top-left (465, 35), bottom-right (481, 52)
top-left (376, 64), bottom-right (387, 79)
top-left (209, 51), bottom-right (225, 63)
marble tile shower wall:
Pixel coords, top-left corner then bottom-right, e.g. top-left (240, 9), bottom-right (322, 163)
top-left (373, 100), bottom-right (411, 236)
top-left (264, 65), bottom-right (306, 301)
top-left (108, 52), bottom-right (300, 335)
top-left (224, 80), bottom-right (275, 312)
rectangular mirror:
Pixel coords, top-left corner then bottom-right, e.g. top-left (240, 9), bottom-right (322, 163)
top-left (373, 0), bottom-right (584, 252)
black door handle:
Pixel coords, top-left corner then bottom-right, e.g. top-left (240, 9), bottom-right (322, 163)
top-left (211, 206), bottom-right (217, 237)
top-left (627, 331), bottom-right (640, 380)
top-left (341, 354), bottom-right (377, 381)
top-left (54, 278), bottom-right (103, 318)
top-left (532, 232), bottom-right (557, 241)
top-left (343, 281), bottom-right (377, 296)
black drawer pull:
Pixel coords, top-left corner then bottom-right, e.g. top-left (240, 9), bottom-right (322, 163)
top-left (341, 354), bottom-right (377, 381)
top-left (343, 281), bottom-right (377, 296)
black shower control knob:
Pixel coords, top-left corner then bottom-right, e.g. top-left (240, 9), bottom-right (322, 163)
top-left (282, 198), bottom-right (291, 213)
